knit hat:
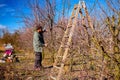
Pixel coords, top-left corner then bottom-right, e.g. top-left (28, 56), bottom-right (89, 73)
top-left (35, 25), bottom-right (42, 30)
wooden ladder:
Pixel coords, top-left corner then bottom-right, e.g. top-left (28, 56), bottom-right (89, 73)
top-left (50, 1), bottom-right (82, 80)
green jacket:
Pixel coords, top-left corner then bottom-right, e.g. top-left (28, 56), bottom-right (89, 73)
top-left (33, 31), bottom-right (45, 52)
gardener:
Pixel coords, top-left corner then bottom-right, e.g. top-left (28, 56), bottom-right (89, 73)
top-left (33, 25), bottom-right (47, 70)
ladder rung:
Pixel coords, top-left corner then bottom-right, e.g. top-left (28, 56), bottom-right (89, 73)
top-left (57, 56), bottom-right (63, 58)
top-left (54, 66), bottom-right (61, 69)
top-left (71, 16), bottom-right (75, 19)
top-left (74, 4), bottom-right (78, 9)
top-left (61, 45), bottom-right (70, 48)
top-left (50, 76), bottom-right (56, 80)
top-left (68, 25), bottom-right (72, 28)
top-left (61, 45), bottom-right (64, 48)
top-left (65, 45), bottom-right (70, 48)
top-left (64, 36), bottom-right (69, 38)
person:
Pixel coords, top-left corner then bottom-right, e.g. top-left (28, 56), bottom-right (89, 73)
top-left (0, 43), bottom-right (14, 63)
top-left (33, 25), bottom-right (47, 70)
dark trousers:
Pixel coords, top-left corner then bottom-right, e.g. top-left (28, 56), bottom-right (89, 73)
top-left (34, 52), bottom-right (42, 68)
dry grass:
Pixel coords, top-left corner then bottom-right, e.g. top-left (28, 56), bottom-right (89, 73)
top-left (0, 51), bottom-right (117, 80)
top-left (0, 51), bottom-right (81, 80)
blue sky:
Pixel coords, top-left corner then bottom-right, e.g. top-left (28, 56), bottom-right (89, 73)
top-left (0, 0), bottom-right (29, 32)
top-left (0, 0), bottom-right (106, 33)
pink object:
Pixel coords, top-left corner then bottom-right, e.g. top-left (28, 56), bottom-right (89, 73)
top-left (5, 50), bottom-right (12, 55)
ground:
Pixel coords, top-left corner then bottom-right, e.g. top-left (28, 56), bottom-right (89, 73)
top-left (0, 51), bottom-right (54, 80)
top-left (0, 52), bottom-right (79, 80)
top-left (0, 52), bottom-right (98, 80)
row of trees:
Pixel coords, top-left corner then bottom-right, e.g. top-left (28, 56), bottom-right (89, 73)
top-left (0, 0), bottom-right (119, 79)
top-left (0, 29), bottom-right (20, 50)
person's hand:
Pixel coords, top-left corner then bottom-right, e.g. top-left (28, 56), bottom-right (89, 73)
top-left (44, 44), bottom-right (47, 47)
